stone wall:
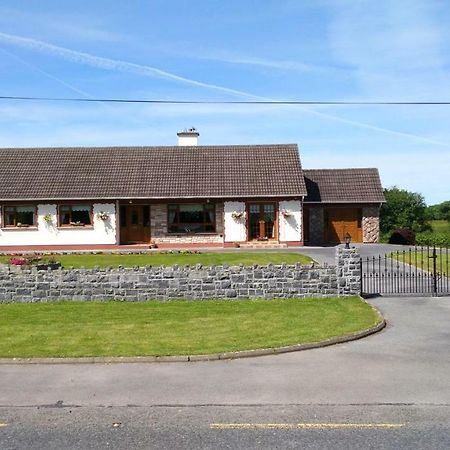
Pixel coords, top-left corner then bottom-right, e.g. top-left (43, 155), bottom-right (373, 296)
top-left (362, 206), bottom-right (380, 243)
top-left (0, 249), bottom-right (360, 303)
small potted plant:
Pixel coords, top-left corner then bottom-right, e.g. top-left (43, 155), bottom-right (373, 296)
top-left (96, 211), bottom-right (110, 221)
top-left (43, 214), bottom-right (53, 224)
top-left (231, 211), bottom-right (245, 220)
top-left (70, 221), bottom-right (85, 226)
top-left (16, 222), bottom-right (30, 228)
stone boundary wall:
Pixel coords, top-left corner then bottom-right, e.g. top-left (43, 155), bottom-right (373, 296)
top-left (0, 249), bottom-right (360, 303)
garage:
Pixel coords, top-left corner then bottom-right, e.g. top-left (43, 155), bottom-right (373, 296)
top-left (324, 207), bottom-right (362, 243)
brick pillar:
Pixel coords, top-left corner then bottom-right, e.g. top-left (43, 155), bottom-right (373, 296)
top-left (336, 247), bottom-right (361, 296)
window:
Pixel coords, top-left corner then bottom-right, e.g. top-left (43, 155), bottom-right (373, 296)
top-left (59, 204), bottom-right (92, 226)
top-left (168, 203), bottom-right (215, 233)
top-left (3, 205), bottom-right (36, 227)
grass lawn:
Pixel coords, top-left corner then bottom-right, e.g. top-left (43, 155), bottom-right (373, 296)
top-left (0, 297), bottom-right (380, 358)
top-left (0, 252), bottom-right (313, 268)
top-left (429, 220), bottom-right (450, 233)
top-left (391, 250), bottom-right (449, 275)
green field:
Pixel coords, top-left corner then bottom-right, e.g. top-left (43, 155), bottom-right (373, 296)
top-left (391, 250), bottom-right (449, 275)
top-left (0, 252), bottom-right (313, 268)
top-left (429, 220), bottom-right (450, 233)
top-left (0, 297), bottom-right (380, 358)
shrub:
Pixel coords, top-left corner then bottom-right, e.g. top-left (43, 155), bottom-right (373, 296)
top-left (9, 257), bottom-right (30, 266)
top-left (415, 231), bottom-right (450, 248)
top-left (388, 228), bottom-right (416, 245)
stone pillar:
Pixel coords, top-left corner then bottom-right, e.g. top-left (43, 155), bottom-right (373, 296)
top-left (362, 206), bottom-right (380, 243)
top-left (151, 204), bottom-right (167, 238)
top-left (336, 247), bottom-right (361, 296)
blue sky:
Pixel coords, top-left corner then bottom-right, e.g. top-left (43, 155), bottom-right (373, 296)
top-left (0, 0), bottom-right (449, 204)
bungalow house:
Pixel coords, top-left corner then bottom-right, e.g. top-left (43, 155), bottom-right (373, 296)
top-left (0, 129), bottom-right (384, 250)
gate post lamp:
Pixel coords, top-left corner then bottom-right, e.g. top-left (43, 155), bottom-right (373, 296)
top-left (344, 232), bottom-right (351, 249)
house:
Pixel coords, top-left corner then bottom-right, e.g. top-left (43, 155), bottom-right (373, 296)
top-left (0, 129), bottom-right (384, 250)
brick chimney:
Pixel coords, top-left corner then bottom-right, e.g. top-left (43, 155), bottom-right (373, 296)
top-left (177, 127), bottom-right (199, 146)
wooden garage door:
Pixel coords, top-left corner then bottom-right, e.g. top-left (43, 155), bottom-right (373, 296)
top-left (325, 208), bottom-right (362, 243)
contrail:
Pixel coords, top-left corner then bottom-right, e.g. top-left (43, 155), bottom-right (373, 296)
top-left (0, 31), bottom-right (258, 99)
top-left (0, 30), bottom-right (447, 147)
top-left (0, 47), bottom-right (94, 98)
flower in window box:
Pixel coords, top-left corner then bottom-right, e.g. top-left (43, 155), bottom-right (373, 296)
top-left (96, 211), bottom-right (110, 221)
top-left (281, 209), bottom-right (292, 218)
top-left (231, 211), bottom-right (245, 220)
top-left (16, 222), bottom-right (30, 228)
top-left (70, 221), bottom-right (85, 227)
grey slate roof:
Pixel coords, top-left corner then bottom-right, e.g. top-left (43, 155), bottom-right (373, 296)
top-left (303, 168), bottom-right (385, 203)
top-left (0, 144), bottom-right (307, 200)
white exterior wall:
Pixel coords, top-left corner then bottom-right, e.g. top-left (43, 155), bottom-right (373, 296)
top-left (0, 203), bottom-right (116, 246)
top-left (278, 200), bottom-right (302, 242)
top-left (224, 201), bottom-right (247, 242)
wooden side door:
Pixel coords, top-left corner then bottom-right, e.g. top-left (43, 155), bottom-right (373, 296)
top-left (120, 205), bottom-right (151, 244)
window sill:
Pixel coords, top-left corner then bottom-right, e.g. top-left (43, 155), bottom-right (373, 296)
top-left (57, 226), bottom-right (94, 230)
top-left (1, 227), bottom-right (38, 231)
top-left (166, 232), bottom-right (219, 236)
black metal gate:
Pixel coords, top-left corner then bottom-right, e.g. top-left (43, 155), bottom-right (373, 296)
top-left (361, 246), bottom-right (450, 296)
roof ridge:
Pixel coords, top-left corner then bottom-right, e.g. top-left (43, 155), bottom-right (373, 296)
top-left (0, 143), bottom-right (298, 151)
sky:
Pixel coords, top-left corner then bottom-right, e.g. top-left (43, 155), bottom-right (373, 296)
top-left (0, 0), bottom-right (449, 205)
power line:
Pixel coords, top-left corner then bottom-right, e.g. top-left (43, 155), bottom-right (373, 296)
top-left (1, 95), bottom-right (450, 105)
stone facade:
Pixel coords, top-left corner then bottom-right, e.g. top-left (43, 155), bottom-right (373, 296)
top-left (150, 203), bottom-right (224, 245)
top-left (362, 206), bottom-right (380, 243)
top-left (308, 206), bottom-right (324, 245)
top-left (0, 249), bottom-right (360, 303)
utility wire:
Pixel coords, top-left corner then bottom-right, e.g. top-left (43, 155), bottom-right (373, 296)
top-left (0, 95), bottom-right (450, 105)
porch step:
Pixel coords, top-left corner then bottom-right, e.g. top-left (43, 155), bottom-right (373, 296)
top-left (239, 242), bottom-right (288, 249)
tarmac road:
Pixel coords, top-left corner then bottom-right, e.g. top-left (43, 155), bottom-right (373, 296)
top-left (1, 295), bottom-right (449, 449)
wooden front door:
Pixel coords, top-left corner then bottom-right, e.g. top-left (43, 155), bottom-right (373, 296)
top-left (248, 203), bottom-right (277, 240)
top-left (325, 207), bottom-right (362, 243)
top-left (120, 205), bottom-right (151, 244)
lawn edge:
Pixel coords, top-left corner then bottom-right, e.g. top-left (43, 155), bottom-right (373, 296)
top-left (0, 300), bottom-right (385, 364)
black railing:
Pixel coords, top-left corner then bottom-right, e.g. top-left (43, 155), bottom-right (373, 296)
top-left (361, 246), bottom-right (449, 296)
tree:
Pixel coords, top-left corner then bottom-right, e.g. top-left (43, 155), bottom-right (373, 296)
top-left (426, 200), bottom-right (450, 222)
top-left (380, 187), bottom-right (430, 234)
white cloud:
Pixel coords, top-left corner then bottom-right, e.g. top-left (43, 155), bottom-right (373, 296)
top-left (327, 0), bottom-right (450, 98)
